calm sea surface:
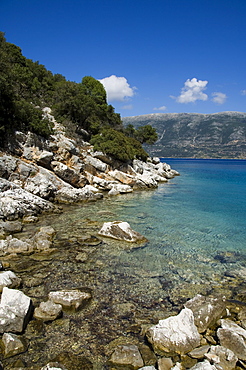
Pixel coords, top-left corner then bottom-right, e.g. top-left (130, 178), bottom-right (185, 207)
top-left (29, 158), bottom-right (246, 303)
top-left (14, 158), bottom-right (246, 366)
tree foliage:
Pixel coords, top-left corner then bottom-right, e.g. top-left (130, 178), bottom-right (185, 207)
top-left (0, 32), bottom-right (157, 162)
top-left (91, 128), bottom-right (148, 162)
top-left (125, 124), bottom-right (158, 144)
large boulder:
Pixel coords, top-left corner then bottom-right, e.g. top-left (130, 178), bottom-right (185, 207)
top-left (0, 287), bottom-right (32, 333)
top-left (107, 183), bottom-right (133, 194)
top-left (84, 155), bottom-right (108, 172)
top-left (108, 169), bottom-right (136, 186)
top-left (51, 161), bottom-right (81, 187)
top-left (98, 221), bottom-right (147, 242)
top-left (136, 172), bottom-right (158, 188)
top-left (55, 185), bottom-right (103, 203)
top-left (185, 294), bottom-right (226, 333)
top-left (0, 179), bottom-right (55, 220)
top-left (146, 308), bottom-right (200, 355)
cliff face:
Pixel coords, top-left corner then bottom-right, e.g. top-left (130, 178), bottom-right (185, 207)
top-left (123, 112), bottom-right (246, 158)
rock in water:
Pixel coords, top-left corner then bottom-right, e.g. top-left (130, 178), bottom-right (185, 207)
top-left (98, 221), bottom-right (147, 242)
top-left (109, 344), bottom-right (144, 369)
top-left (48, 289), bottom-right (91, 310)
top-left (0, 287), bottom-right (32, 333)
top-left (34, 300), bottom-right (62, 321)
top-left (1, 332), bottom-right (26, 358)
top-left (146, 308), bottom-right (200, 354)
top-left (0, 271), bottom-right (21, 292)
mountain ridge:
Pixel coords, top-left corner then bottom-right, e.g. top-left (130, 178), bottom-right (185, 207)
top-left (122, 111), bottom-right (246, 158)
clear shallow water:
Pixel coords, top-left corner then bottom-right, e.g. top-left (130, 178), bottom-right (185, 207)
top-left (9, 159), bottom-right (246, 367)
top-left (29, 158), bottom-right (246, 303)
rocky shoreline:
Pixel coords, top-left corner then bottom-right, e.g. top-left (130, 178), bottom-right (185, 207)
top-left (1, 109), bottom-right (246, 369)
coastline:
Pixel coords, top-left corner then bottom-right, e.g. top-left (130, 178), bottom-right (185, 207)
top-left (1, 121), bottom-right (246, 368)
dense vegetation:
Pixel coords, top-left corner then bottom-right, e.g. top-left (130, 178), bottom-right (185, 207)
top-left (0, 32), bottom-right (157, 162)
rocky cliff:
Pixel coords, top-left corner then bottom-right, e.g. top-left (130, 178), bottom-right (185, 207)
top-left (123, 111), bottom-right (246, 158)
top-left (0, 108), bottom-right (179, 221)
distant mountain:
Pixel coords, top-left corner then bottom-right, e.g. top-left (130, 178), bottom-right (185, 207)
top-left (123, 112), bottom-right (246, 158)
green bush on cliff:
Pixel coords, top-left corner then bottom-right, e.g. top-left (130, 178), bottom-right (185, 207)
top-left (91, 128), bottom-right (148, 162)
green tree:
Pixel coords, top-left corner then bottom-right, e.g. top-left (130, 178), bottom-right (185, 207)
top-left (135, 124), bottom-right (158, 144)
top-left (91, 128), bottom-right (148, 162)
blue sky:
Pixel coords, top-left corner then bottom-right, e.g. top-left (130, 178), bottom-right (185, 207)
top-left (1, 0), bottom-right (246, 117)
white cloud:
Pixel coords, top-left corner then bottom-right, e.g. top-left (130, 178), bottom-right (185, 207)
top-left (241, 90), bottom-right (246, 95)
top-left (212, 92), bottom-right (227, 104)
top-left (174, 78), bottom-right (208, 103)
top-left (153, 106), bottom-right (167, 111)
top-left (98, 75), bottom-right (136, 102)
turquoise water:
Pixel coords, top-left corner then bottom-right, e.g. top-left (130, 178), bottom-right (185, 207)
top-left (31, 158), bottom-right (246, 306)
top-left (13, 159), bottom-right (246, 366)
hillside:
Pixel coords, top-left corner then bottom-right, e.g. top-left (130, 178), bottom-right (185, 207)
top-left (123, 112), bottom-right (246, 158)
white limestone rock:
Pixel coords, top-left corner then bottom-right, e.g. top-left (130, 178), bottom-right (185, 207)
top-left (189, 360), bottom-right (217, 370)
top-left (0, 179), bottom-right (54, 220)
top-left (98, 221), bottom-right (147, 243)
top-left (0, 287), bottom-right (32, 333)
top-left (205, 345), bottom-right (238, 370)
top-left (146, 308), bottom-right (200, 354)
top-left (136, 171), bottom-right (158, 188)
top-left (107, 183), bottom-right (133, 193)
top-left (48, 289), bottom-right (91, 310)
top-left (185, 294), bottom-right (226, 333)
top-left (84, 155), bottom-right (108, 172)
top-left (108, 169), bottom-right (136, 186)
top-left (55, 185), bottom-right (103, 203)
top-left (0, 271), bottom-right (21, 292)
top-left (217, 319), bottom-right (246, 360)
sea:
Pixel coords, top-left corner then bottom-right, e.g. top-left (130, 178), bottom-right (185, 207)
top-left (15, 158), bottom-right (246, 365)
top-left (26, 158), bottom-right (246, 305)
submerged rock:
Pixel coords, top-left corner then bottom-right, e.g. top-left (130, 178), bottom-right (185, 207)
top-left (1, 332), bottom-right (26, 358)
top-left (48, 289), bottom-right (91, 310)
top-left (34, 300), bottom-right (62, 321)
top-left (109, 344), bottom-right (144, 369)
top-left (146, 307), bottom-right (200, 354)
top-left (98, 221), bottom-right (147, 242)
